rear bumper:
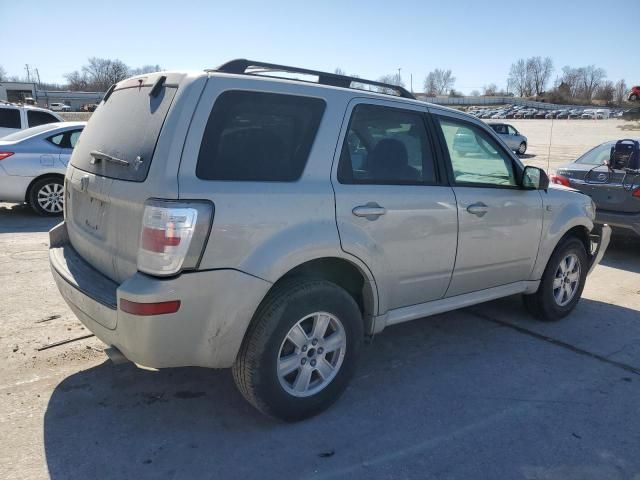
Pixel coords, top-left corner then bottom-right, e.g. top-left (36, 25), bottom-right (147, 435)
top-left (49, 222), bottom-right (272, 369)
top-left (588, 224), bottom-right (611, 275)
top-left (595, 210), bottom-right (640, 236)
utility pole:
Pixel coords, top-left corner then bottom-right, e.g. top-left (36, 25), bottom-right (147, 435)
top-left (35, 68), bottom-right (41, 86)
top-left (410, 74), bottom-right (413, 94)
top-left (25, 64), bottom-right (31, 82)
top-left (397, 68), bottom-right (402, 85)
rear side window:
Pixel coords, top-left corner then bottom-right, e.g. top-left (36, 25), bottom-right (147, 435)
top-left (71, 85), bottom-right (177, 182)
top-left (338, 104), bottom-right (436, 184)
top-left (196, 91), bottom-right (325, 182)
top-left (0, 108), bottom-right (21, 128)
top-left (27, 110), bottom-right (60, 127)
top-left (576, 143), bottom-right (612, 165)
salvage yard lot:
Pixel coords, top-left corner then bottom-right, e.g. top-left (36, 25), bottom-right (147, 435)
top-left (1, 119), bottom-right (640, 479)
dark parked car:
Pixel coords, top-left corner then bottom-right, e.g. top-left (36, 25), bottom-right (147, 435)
top-left (552, 140), bottom-right (640, 237)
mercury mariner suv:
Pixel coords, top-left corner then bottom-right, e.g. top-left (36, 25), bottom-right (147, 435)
top-left (49, 60), bottom-right (610, 421)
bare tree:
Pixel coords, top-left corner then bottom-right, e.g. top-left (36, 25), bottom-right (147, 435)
top-left (469, 89), bottom-right (480, 97)
top-left (64, 71), bottom-right (89, 91)
top-left (0, 65), bottom-right (6, 81)
top-left (594, 81), bottom-right (615, 103)
top-left (129, 64), bottom-right (162, 76)
top-left (81, 57), bottom-right (129, 91)
top-left (579, 65), bottom-right (606, 100)
top-left (526, 56), bottom-right (553, 96)
top-left (482, 84), bottom-right (498, 96)
top-left (508, 59), bottom-right (533, 97)
top-left (614, 79), bottom-right (628, 105)
top-left (423, 69), bottom-right (455, 95)
top-left (377, 73), bottom-right (405, 94)
top-left (559, 66), bottom-right (582, 97)
top-left (334, 68), bottom-right (346, 76)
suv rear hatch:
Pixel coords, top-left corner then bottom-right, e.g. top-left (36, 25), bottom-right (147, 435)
top-left (65, 73), bottom-right (195, 283)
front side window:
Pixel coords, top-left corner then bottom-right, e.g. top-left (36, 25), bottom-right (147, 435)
top-left (507, 125), bottom-right (518, 135)
top-left (437, 118), bottom-right (517, 187)
top-left (196, 91), bottom-right (326, 182)
top-left (338, 104), bottom-right (436, 184)
top-left (47, 129), bottom-right (83, 149)
top-left (27, 110), bottom-right (60, 127)
top-left (0, 108), bottom-right (21, 129)
top-left (491, 124), bottom-right (508, 135)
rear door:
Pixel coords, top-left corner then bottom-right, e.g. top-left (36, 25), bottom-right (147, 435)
top-left (434, 113), bottom-right (543, 297)
top-left (332, 99), bottom-right (458, 314)
top-left (66, 75), bottom-right (182, 283)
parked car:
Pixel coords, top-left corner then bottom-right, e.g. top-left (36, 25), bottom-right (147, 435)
top-left (0, 103), bottom-right (64, 138)
top-left (569, 110), bottom-right (583, 119)
top-left (552, 140), bottom-right (640, 237)
top-left (48, 61), bottom-right (610, 421)
top-left (49, 102), bottom-right (71, 112)
top-left (628, 86), bottom-right (640, 102)
top-left (0, 122), bottom-right (85, 215)
top-left (556, 110), bottom-right (570, 119)
top-left (534, 111), bottom-right (547, 119)
top-left (487, 123), bottom-right (528, 154)
top-left (622, 107), bottom-right (640, 121)
top-left (81, 104), bottom-right (99, 112)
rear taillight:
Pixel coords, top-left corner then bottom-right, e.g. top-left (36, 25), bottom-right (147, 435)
top-left (0, 152), bottom-right (14, 161)
top-left (550, 174), bottom-right (571, 187)
top-left (633, 188), bottom-right (640, 198)
top-left (137, 199), bottom-right (213, 276)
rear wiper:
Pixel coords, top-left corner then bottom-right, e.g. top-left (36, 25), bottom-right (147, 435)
top-left (90, 150), bottom-right (129, 166)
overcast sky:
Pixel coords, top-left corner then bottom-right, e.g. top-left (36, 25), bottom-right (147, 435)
top-left (2, 0), bottom-right (638, 93)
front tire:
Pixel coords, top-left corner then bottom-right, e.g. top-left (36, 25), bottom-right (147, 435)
top-left (233, 279), bottom-right (363, 421)
top-left (523, 237), bottom-right (588, 321)
top-left (517, 142), bottom-right (527, 155)
top-left (28, 176), bottom-right (64, 216)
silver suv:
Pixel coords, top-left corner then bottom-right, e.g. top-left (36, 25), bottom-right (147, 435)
top-left (49, 60), bottom-right (610, 421)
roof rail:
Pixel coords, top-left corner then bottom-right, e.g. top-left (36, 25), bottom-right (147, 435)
top-left (209, 59), bottom-right (416, 100)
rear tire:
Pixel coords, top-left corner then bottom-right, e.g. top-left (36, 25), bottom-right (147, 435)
top-left (523, 237), bottom-right (587, 321)
top-left (630, 94), bottom-right (638, 101)
top-left (28, 176), bottom-right (64, 216)
top-left (232, 279), bottom-right (363, 421)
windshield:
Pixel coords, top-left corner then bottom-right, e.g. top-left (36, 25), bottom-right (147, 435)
top-left (576, 143), bottom-right (614, 165)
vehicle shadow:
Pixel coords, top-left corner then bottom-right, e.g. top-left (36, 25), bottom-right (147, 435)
top-left (43, 294), bottom-right (640, 479)
top-left (601, 234), bottom-right (640, 274)
top-left (518, 153), bottom-right (536, 159)
top-left (0, 203), bottom-right (60, 234)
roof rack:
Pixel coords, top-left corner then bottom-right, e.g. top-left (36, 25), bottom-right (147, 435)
top-left (209, 59), bottom-right (416, 100)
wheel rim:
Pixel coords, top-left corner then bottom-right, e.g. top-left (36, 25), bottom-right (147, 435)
top-left (37, 182), bottom-right (64, 213)
top-left (277, 312), bottom-right (347, 398)
top-left (553, 253), bottom-right (581, 307)
top-left (518, 142), bottom-right (526, 154)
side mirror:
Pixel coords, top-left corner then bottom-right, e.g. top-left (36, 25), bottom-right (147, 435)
top-left (522, 166), bottom-right (549, 190)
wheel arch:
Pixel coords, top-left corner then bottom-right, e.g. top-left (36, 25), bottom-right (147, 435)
top-left (24, 172), bottom-right (65, 203)
top-left (263, 256), bottom-right (378, 336)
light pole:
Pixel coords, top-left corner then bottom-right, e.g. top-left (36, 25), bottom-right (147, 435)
top-left (397, 68), bottom-right (402, 85)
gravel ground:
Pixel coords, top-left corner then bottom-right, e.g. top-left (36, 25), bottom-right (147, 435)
top-left (1, 119), bottom-right (639, 479)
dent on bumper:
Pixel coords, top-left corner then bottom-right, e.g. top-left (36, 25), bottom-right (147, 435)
top-left (49, 223), bottom-right (272, 369)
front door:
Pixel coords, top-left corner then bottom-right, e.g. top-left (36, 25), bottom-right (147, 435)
top-left (332, 100), bottom-right (458, 314)
top-left (434, 114), bottom-right (543, 297)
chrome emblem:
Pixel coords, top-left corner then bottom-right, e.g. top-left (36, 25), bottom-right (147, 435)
top-left (80, 175), bottom-right (89, 192)
top-left (134, 156), bottom-right (144, 170)
top-left (598, 173), bottom-right (607, 181)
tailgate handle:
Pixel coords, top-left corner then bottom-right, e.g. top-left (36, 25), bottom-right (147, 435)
top-left (90, 150), bottom-right (129, 166)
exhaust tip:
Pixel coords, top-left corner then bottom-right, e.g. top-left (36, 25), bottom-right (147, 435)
top-left (104, 346), bottom-right (130, 365)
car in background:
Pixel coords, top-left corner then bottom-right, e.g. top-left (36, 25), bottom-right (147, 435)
top-left (534, 111), bottom-right (547, 119)
top-left (0, 122), bottom-right (85, 215)
top-left (623, 107), bottom-right (640, 121)
top-left (629, 86), bottom-right (640, 102)
top-left (49, 102), bottom-right (71, 112)
top-left (556, 110), bottom-right (570, 119)
top-left (569, 110), bottom-right (583, 119)
top-left (81, 104), bottom-right (99, 112)
top-left (487, 122), bottom-right (528, 155)
top-left (552, 139), bottom-right (640, 237)
top-left (0, 103), bottom-right (63, 138)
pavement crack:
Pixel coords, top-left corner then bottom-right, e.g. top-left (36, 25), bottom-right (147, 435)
top-left (467, 309), bottom-right (640, 376)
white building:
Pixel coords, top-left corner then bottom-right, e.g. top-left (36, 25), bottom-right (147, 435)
top-left (0, 81), bottom-right (104, 111)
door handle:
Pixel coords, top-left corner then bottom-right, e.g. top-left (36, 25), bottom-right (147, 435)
top-left (352, 203), bottom-right (386, 220)
top-left (466, 202), bottom-right (489, 217)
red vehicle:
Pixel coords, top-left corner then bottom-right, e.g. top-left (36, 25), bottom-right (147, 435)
top-left (629, 86), bottom-right (640, 102)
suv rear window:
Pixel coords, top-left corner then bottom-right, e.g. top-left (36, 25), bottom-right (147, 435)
top-left (196, 91), bottom-right (325, 182)
top-left (0, 108), bottom-right (21, 129)
top-left (71, 85), bottom-right (177, 182)
top-left (27, 110), bottom-right (60, 127)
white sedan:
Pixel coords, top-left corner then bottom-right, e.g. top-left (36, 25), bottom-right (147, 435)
top-left (0, 122), bottom-right (85, 215)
